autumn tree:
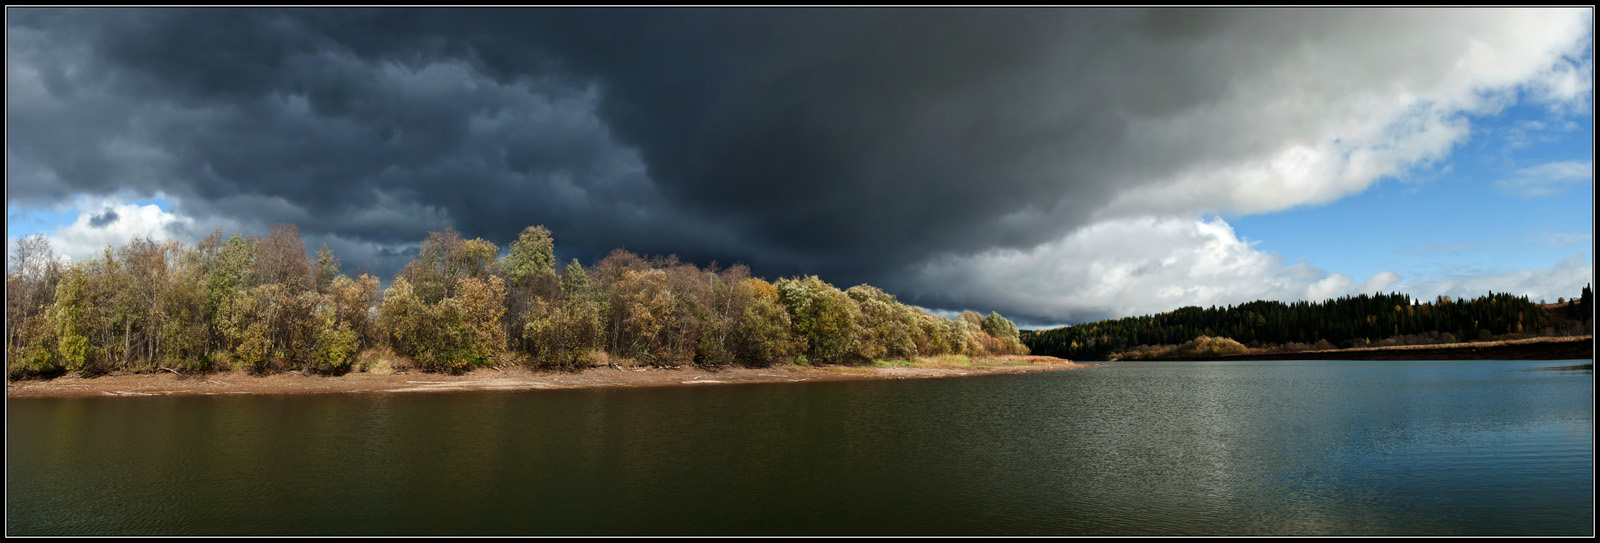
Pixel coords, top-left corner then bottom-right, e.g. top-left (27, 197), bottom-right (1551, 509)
top-left (847, 284), bottom-right (919, 361)
top-left (314, 243), bottom-right (341, 294)
top-left (593, 248), bottom-right (650, 355)
top-left (201, 232), bottom-right (258, 356)
top-left (500, 225), bottom-right (559, 353)
top-left (51, 263), bottom-right (96, 374)
top-left (981, 311), bottom-right (1021, 343)
top-left (522, 259), bottom-right (603, 368)
top-left (455, 275), bottom-right (508, 367)
top-left (7, 221), bottom-right (1046, 378)
top-left (385, 229), bottom-right (506, 372)
top-left (378, 277), bottom-right (432, 366)
top-left (693, 265), bottom-right (752, 367)
top-left (329, 273), bottom-right (382, 349)
top-left (160, 240), bottom-right (209, 371)
top-left (558, 259), bottom-right (602, 365)
top-left (503, 225), bottom-right (557, 292)
top-left (255, 224), bottom-right (313, 293)
top-left (608, 268), bottom-right (681, 365)
top-left (6, 235), bottom-right (63, 376)
top-left (730, 278), bottom-right (798, 366)
top-left (909, 309), bottom-right (955, 356)
top-left (776, 275), bottom-right (860, 365)
top-left (400, 228), bottom-right (499, 304)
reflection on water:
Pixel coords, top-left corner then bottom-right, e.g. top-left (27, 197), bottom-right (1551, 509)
top-left (7, 359), bottom-right (1594, 535)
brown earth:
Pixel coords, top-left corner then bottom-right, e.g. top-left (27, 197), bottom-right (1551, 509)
top-left (1214, 335), bottom-right (1593, 361)
top-left (4, 355), bottom-right (1087, 399)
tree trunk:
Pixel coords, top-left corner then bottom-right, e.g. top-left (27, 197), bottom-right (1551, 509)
top-left (123, 319), bottom-right (133, 368)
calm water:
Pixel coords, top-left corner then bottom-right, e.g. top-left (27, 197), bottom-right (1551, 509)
top-left (6, 359), bottom-right (1593, 535)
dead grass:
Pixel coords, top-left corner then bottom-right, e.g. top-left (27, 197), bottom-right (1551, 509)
top-left (354, 347), bottom-right (410, 375)
top-left (592, 350), bottom-right (643, 368)
top-left (869, 353), bottom-right (1073, 369)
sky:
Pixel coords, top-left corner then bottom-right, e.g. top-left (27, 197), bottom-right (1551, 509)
top-left (6, 7), bottom-right (1595, 329)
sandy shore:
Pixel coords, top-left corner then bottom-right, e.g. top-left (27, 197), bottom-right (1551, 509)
top-left (4, 355), bottom-right (1087, 399)
top-left (1215, 335), bottom-right (1593, 361)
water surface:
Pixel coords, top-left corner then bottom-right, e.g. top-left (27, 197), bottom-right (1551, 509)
top-left (7, 359), bottom-right (1593, 535)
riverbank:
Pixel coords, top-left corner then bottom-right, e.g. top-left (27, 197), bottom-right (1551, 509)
top-left (1213, 335), bottom-right (1593, 361)
top-left (3, 355), bottom-right (1086, 399)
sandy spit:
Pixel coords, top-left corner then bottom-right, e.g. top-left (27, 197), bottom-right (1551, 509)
top-left (5, 356), bottom-right (1088, 399)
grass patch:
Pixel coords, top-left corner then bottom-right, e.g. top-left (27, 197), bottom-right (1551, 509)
top-left (927, 354), bottom-right (973, 368)
top-left (869, 355), bottom-right (981, 369)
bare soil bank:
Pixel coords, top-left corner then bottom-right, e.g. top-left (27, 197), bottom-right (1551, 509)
top-left (4, 355), bottom-right (1086, 399)
top-left (1212, 335), bottom-right (1593, 361)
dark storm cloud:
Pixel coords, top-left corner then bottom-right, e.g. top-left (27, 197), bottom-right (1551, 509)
top-left (432, 8), bottom-right (1150, 271)
top-left (7, 8), bottom-right (1591, 318)
top-left (8, 8), bottom-right (693, 264)
top-left (87, 208), bottom-right (118, 228)
top-left (7, 8), bottom-right (1179, 283)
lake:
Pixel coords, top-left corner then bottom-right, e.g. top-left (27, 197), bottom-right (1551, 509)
top-left (6, 359), bottom-right (1593, 535)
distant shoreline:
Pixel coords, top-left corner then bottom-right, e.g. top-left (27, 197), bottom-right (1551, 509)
top-left (1208, 335), bottom-right (1593, 361)
top-left (4, 355), bottom-right (1088, 399)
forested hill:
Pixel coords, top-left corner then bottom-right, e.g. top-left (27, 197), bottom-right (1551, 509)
top-left (1021, 290), bottom-right (1590, 361)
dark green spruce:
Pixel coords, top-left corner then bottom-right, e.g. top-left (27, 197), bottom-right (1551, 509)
top-left (1022, 290), bottom-right (1584, 361)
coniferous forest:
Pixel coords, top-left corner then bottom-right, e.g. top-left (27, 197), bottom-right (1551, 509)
top-left (5, 224), bottom-right (1028, 379)
top-left (1022, 288), bottom-right (1593, 362)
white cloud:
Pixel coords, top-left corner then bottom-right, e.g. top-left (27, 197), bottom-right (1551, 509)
top-left (1528, 230), bottom-right (1593, 248)
top-left (1356, 271), bottom-right (1402, 296)
top-left (1400, 253), bottom-right (1593, 303)
top-left (901, 217), bottom-right (1590, 326)
top-left (1305, 273), bottom-right (1356, 306)
top-left (6, 195), bottom-right (428, 284)
top-left (23, 196), bottom-right (195, 263)
top-left (908, 10), bottom-right (1595, 326)
top-left (1494, 160), bottom-right (1594, 197)
top-left (1500, 118), bottom-right (1581, 149)
top-left (1085, 9), bottom-right (1592, 224)
top-left (899, 217), bottom-right (1404, 325)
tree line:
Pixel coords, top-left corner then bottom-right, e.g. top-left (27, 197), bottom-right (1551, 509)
top-left (1560, 284), bottom-right (1593, 324)
top-left (5, 224), bottom-right (1027, 378)
top-left (1022, 290), bottom-right (1578, 361)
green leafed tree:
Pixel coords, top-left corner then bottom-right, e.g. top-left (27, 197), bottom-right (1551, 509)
top-left (400, 228), bottom-right (500, 304)
top-left (314, 243), bottom-right (341, 294)
top-left (776, 275), bottom-right (860, 365)
top-left (504, 225), bottom-right (556, 291)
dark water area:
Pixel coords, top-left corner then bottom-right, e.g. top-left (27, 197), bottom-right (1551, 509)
top-left (7, 359), bottom-right (1593, 535)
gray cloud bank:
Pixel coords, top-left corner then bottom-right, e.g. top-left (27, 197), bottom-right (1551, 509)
top-left (7, 8), bottom-right (1593, 323)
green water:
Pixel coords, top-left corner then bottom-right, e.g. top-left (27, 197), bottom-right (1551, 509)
top-left (6, 359), bottom-right (1593, 535)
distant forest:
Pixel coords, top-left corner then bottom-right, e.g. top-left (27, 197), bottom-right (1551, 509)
top-left (1022, 287), bottom-right (1594, 361)
top-left (5, 224), bottom-right (1027, 378)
